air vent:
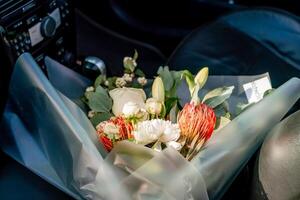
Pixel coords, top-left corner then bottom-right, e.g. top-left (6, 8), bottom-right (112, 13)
top-left (0, 0), bottom-right (36, 21)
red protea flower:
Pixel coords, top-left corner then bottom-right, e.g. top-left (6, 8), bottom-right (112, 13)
top-left (178, 102), bottom-right (216, 160)
top-left (96, 116), bottom-right (133, 152)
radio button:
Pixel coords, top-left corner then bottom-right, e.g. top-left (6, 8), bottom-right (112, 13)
top-left (40, 16), bottom-right (57, 38)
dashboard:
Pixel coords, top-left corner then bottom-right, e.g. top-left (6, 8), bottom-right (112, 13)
top-left (0, 0), bottom-right (76, 68)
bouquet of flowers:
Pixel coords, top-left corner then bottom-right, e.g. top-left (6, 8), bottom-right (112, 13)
top-left (82, 51), bottom-right (238, 161)
top-left (2, 52), bottom-right (300, 200)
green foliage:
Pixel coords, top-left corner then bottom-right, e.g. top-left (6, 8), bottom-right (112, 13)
top-left (135, 68), bottom-right (145, 77)
top-left (157, 66), bottom-right (174, 91)
top-left (90, 112), bottom-right (113, 127)
top-left (203, 86), bottom-right (235, 108)
top-left (181, 70), bottom-right (195, 95)
top-left (88, 86), bottom-right (112, 112)
top-left (263, 88), bottom-right (275, 97)
top-left (214, 116), bottom-right (231, 131)
top-left (94, 75), bottom-right (106, 88)
top-left (213, 101), bottom-right (230, 118)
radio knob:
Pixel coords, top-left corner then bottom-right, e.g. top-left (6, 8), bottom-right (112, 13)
top-left (40, 16), bottom-right (57, 38)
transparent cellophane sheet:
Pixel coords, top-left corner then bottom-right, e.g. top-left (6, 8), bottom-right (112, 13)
top-left (1, 54), bottom-right (300, 200)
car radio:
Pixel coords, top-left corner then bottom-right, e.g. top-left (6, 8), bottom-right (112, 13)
top-left (0, 0), bottom-right (76, 68)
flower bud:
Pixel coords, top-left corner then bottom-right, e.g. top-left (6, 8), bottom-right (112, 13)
top-left (86, 86), bottom-right (95, 92)
top-left (137, 77), bottom-right (147, 86)
top-left (88, 110), bottom-right (96, 118)
top-left (123, 73), bottom-right (133, 82)
top-left (115, 77), bottom-right (126, 88)
top-left (122, 102), bottom-right (140, 117)
top-left (123, 57), bottom-right (137, 72)
top-left (146, 98), bottom-right (162, 115)
top-left (152, 77), bottom-right (165, 102)
top-left (194, 67), bottom-right (209, 89)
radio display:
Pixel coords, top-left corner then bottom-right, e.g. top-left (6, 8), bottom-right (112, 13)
top-left (28, 22), bottom-right (43, 46)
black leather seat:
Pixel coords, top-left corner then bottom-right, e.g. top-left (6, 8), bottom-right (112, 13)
top-left (168, 8), bottom-right (300, 88)
top-left (168, 8), bottom-right (300, 199)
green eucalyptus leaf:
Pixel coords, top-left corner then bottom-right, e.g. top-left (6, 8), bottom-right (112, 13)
top-left (213, 102), bottom-right (229, 117)
top-left (203, 86), bottom-right (234, 108)
top-left (157, 66), bottom-right (174, 91)
top-left (135, 68), bottom-right (145, 77)
top-left (90, 112), bottom-right (113, 127)
top-left (214, 116), bottom-right (231, 131)
top-left (88, 86), bottom-right (112, 112)
top-left (167, 71), bottom-right (183, 98)
top-left (94, 75), bottom-right (106, 88)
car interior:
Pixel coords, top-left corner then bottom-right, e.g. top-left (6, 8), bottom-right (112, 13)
top-left (1, 0), bottom-right (300, 199)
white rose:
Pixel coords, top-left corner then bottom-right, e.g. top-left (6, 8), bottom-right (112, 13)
top-left (122, 102), bottom-right (140, 117)
top-left (109, 87), bottom-right (146, 116)
top-left (146, 98), bottom-right (162, 115)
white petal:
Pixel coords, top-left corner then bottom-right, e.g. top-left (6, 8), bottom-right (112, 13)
top-left (109, 88), bottom-right (146, 116)
top-left (166, 141), bottom-right (182, 151)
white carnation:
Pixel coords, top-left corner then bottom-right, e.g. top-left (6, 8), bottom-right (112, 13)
top-left (133, 119), bottom-right (180, 149)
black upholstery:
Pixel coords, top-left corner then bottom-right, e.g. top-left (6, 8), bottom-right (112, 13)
top-left (168, 9), bottom-right (300, 88)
